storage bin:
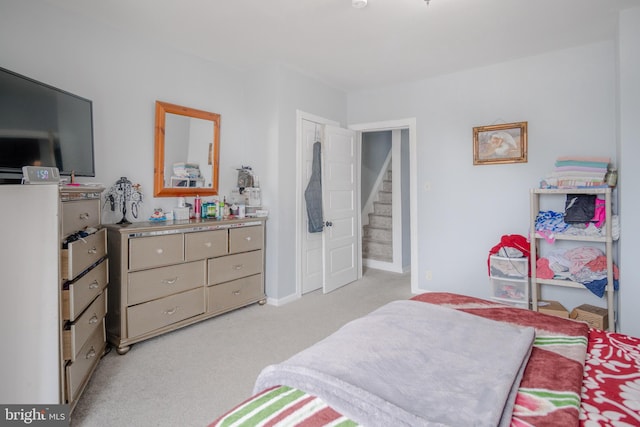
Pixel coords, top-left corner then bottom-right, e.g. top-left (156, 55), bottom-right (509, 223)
top-left (491, 277), bottom-right (528, 303)
top-left (489, 255), bottom-right (528, 280)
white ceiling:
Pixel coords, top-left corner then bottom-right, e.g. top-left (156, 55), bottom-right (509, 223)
top-left (43, 0), bottom-right (638, 92)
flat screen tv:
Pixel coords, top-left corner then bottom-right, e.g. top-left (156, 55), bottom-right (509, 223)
top-left (0, 66), bottom-right (95, 183)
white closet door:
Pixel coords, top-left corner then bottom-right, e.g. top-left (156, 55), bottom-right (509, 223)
top-left (322, 125), bottom-right (359, 293)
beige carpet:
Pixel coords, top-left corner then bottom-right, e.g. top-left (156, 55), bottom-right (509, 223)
top-left (71, 268), bottom-right (412, 426)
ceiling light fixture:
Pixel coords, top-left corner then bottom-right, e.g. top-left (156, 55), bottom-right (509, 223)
top-left (352, 0), bottom-right (367, 8)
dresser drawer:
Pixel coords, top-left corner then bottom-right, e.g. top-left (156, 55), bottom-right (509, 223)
top-left (185, 230), bottom-right (228, 261)
top-left (127, 288), bottom-right (205, 338)
top-left (63, 291), bottom-right (107, 362)
top-left (62, 259), bottom-right (108, 321)
top-left (208, 250), bottom-right (263, 285)
top-left (61, 199), bottom-right (101, 237)
top-left (229, 226), bottom-right (263, 254)
top-left (66, 325), bottom-right (105, 405)
top-left (207, 274), bottom-right (263, 314)
top-left (128, 260), bottom-right (206, 305)
top-left (62, 228), bottom-right (107, 280)
top-left (129, 233), bottom-right (184, 271)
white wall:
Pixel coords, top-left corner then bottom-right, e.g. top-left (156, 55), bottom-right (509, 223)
top-left (348, 42), bottom-right (620, 319)
top-left (0, 0), bottom-right (247, 221)
top-left (273, 66), bottom-right (348, 299)
top-left (618, 7), bottom-right (640, 338)
top-left (2, 0), bottom-right (637, 335)
top-left (0, 0), bottom-right (347, 302)
top-left (240, 64), bottom-right (348, 300)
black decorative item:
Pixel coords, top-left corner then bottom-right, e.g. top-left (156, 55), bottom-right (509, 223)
top-left (104, 177), bottom-right (144, 224)
top-left (236, 165), bottom-right (253, 194)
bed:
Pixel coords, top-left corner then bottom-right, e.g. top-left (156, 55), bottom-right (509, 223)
top-left (210, 293), bottom-right (640, 427)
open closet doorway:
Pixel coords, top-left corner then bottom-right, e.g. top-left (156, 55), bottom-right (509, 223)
top-left (352, 118), bottom-right (418, 293)
top-left (295, 111), bottom-right (361, 296)
top-left (296, 112), bottom-right (419, 297)
top-left (360, 129), bottom-right (410, 273)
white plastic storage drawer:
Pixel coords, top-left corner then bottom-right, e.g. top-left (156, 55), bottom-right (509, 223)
top-left (491, 278), bottom-right (528, 304)
top-left (489, 255), bottom-right (528, 280)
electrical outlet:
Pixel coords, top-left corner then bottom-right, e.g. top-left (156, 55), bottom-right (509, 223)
top-left (425, 270), bottom-right (432, 280)
top-left (424, 181), bottom-right (431, 191)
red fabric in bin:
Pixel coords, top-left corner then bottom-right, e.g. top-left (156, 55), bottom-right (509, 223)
top-left (488, 234), bottom-right (531, 276)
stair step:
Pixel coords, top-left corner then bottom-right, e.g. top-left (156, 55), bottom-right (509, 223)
top-left (363, 225), bottom-right (392, 242)
top-left (373, 201), bottom-right (392, 216)
top-left (377, 191), bottom-right (392, 203)
top-left (368, 213), bottom-right (392, 229)
top-left (381, 180), bottom-right (392, 192)
top-left (362, 238), bottom-right (392, 261)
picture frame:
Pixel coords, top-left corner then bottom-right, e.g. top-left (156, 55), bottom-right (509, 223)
top-left (473, 121), bottom-right (528, 165)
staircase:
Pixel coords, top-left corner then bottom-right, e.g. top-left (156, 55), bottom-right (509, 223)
top-left (362, 168), bottom-right (393, 262)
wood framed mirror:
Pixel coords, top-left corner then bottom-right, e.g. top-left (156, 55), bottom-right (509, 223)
top-left (154, 101), bottom-right (220, 197)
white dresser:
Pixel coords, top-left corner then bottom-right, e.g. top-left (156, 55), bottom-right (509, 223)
top-left (0, 184), bottom-right (108, 410)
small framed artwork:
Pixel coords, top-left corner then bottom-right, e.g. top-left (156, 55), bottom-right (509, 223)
top-left (473, 121), bottom-right (528, 165)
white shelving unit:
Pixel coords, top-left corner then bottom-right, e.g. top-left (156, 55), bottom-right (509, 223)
top-left (530, 188), bottom-right (616, 331)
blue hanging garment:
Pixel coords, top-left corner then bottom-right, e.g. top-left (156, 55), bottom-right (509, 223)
top-left (305, 141), bottom-right (324, 233)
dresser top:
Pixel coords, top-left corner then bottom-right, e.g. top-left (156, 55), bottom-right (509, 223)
top-left (104, 216), bottom-right (267, 237)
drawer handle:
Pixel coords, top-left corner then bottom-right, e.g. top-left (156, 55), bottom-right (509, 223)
top-left (161, 277), bottom-right (178, 285)
top-left (156, 248), bottom-right (164, 255)
top-left (86, 347), bottom-right (96, 360)
top-left (88, 280), bottom-right (100, 289)
top-left (88, 247), bottom-right (97, 254)
top-left (245, 236), bottom-right (252, 241)
top-left (163, 307), bottom-right (178, 316)
top-left (232, 290), bottom-right (241, 296)
top-left (79, 212), bottom-right (91, 220)
top-left (233, 264), bottom-right (244, 270)
top-left (204, 242), bottom-right (212, 248)
top-left (89, 315), bottom-right (98, 324)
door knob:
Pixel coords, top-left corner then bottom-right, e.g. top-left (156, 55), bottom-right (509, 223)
top-left (325, 221), bottom-right (333, 227)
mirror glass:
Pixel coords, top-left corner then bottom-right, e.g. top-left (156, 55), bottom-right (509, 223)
top-left (154, 101), bottom-right (220, 197)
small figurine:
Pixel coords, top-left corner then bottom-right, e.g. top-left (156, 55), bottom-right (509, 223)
top-left (149, 208), bottom-right (166, 221)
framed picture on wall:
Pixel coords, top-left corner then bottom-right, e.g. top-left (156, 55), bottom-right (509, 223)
top-left (473, 121), bottom-right (528, 165)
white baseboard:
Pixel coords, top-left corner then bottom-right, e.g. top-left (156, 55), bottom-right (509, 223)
top-left (363, 258), bottom-right (404, 273)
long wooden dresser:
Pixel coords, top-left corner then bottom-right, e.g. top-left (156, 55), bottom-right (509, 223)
top-left (104, 217), bottom-right (267, 355)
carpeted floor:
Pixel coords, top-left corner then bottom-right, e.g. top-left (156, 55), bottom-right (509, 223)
top-left (71, 268), bottom-right (412, 426)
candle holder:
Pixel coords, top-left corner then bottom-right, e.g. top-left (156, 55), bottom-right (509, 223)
top-left (104, 177), bottom-right (144, 224)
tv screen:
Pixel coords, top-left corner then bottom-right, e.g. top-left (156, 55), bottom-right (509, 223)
top-left (0, 66), bottom-right (95, 182)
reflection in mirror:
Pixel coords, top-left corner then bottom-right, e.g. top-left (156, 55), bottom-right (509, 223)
top-left (154, 101), bottom-right (220, 197)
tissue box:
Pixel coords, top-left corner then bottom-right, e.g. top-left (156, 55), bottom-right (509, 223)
top-left (173, 206), bottom-right (190, 220)
top-left (570, 304), bottom-right (608, 330)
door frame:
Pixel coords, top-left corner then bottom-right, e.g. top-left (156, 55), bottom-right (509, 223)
top-left (295, 112), bottom-right (419, 296)
top-left (350, 118), bottom-right (418, 294)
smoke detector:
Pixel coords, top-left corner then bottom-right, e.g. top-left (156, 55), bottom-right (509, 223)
top-left (352, 0), bottom-right (367, 8)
